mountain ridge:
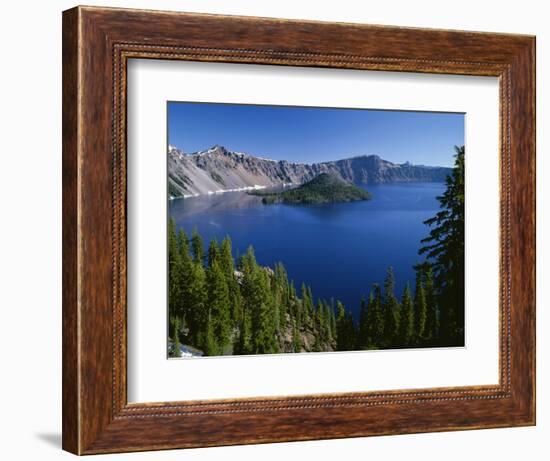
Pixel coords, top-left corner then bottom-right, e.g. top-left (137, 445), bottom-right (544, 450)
top-left (168, 145), bottom-right (452, 198)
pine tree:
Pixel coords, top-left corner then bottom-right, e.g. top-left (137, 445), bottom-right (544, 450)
top-left (323, 301), bottom-right (333, 342)
top-left (240, 246), bottom-right (258, 328)
top-left (358, 297), bottom-right (369, 349)
top-left (191, 228), bottom-right (204, 265)
top-left (171, 316), bottom-right (182, 358)
top-left (419, 145), bottom-right (465, 346)
top-left (207, 238), bottom-right (219, 267)
top-left (382, 267), bottom-right (400, 347)
top-left (301, 283), bottom-right (313, 327)
top-left (398, 284), bottom-right (414, 346)
top-left (335, 301), bottom-right (347, 351)
top-left (177, 228), bottom-right (189, 258)
top-left (414, 270), bottom-right (427, 342)
top-left (307, 286), bottom-right (315, 322)
top-left (423, 265), bottom-right (439, 341)
top-left (274, 263), bottom-right (290, 328)
top-left (177, 228), bottom-right (194, 333)
top-left (329, 299), bottom-right (337, 340)
top-left (203, 316), bottom-right (216, 356)
top-left (185, 260), bottom-right (207, 347)
top-left (251, 269), bottom-right (278, 354)
top-left (220, 236), bottom-right (242, 325)
top-left (292, 325), bottom-right (301, 352)
top-left (234, 309), bottom-right (252, 355)
top-left (206, 260), bottom-right (231, 354)
top-left (345, 310), bottom-right (357, 350)
top-left (168, 218), bottom-right (184, 322)
top-left (336, 301), bottom-right (356, 351)
top-left (312, 303), bottom-right (323, 352)
top-left (290, 281), bottom-right (302, 329)
top-left (366, 285), bottom-right (384, 348)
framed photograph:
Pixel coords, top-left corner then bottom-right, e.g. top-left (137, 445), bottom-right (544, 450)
top-left (62, 6), bottom-right (535, 455)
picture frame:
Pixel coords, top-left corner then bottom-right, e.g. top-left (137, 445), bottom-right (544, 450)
top-left (62, 5), bottom-right (535, 455)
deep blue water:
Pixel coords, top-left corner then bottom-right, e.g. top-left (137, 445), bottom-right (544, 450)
top-left (169, 183), bottom-right (444, 319)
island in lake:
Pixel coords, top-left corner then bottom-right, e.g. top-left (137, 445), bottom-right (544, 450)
top-left (249, 173), bottom-right (372, 205)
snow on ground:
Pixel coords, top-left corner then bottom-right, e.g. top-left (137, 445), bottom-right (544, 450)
top-left (206, 184), bottom-right (267, 195)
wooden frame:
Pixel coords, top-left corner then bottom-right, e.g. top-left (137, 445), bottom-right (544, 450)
top-left (62, 5), bottom-right (536, 455)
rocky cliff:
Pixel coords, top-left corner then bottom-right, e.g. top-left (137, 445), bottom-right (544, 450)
top-left (168, 145), bottom-right (452, 198)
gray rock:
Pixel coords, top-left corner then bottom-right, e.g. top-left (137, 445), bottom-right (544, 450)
top-left (168, 145), bottom-right (452, 198)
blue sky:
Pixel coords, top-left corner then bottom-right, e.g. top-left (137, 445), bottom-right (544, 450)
top-left (168, 102), bottom-right (464, 167)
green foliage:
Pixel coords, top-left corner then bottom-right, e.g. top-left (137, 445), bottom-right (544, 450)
top-left (358, 297), bottom-right (369, 349)
top-left (206, 260), bottom-right (231, 354)
top-left (336, 301), bottom-right (356, 351)
top-left (251, 173), bottom-right (372, 205)
top-left (414, 269), bottom-right (427, 341)
top-left (220, 236), bottom-right (242, 325)
top-left (292, 325), bottom-right (301, 353)
top-left (207, 238), bottom-right (219, 267)
top-left (366, 286), bottom-right (384, 348)
top-left (191, 228), bottom-right (204, 265)
top-left (168, 218), bottom-right (183, 319)
top-left (184, 259), bottom-right (207, 347)
top-left (383, 267), bottom-right (400, 347)
top-left (419, 146), bottom-right (465, 346)
top-left (399, 284), bottom-right (415, 346)
top-left (171, 316), bottom-right (182, 358)
top-left (423, 265), bottom-right (438, 341)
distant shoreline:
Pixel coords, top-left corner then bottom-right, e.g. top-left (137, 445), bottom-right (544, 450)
top-left (170, 180), bottom-right (446, 200)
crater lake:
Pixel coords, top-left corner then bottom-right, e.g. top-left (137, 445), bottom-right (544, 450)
top-left (169, 182), bottom-right (445, 319)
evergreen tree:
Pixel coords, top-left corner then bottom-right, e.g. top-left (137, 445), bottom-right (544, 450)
top-left (307, 286), bottom-right (315, 322)
top-left (366, 285), bottom-right (384, 348)
top-left (171, 316), bottom-right (182, 358)
top-left (168, 218), bottom-right (184, 322)
top-left (423, 265), bottom-right (439, 341)
top-left (312, 302), bottom-right (323, 352)
top-left (207, 238), bottom-right (219, 267)
top-left (177, 228), bottom-right (189, 258)
top-left (289, 280), bottom-right (297, 302)
top-left (419, 145), bottom-right (465, 346)
top-left (234, 310), bottom-right (252, 355)
top-left (382, 267), bottom-right (400, 347)
top-left (191, 228), bottom-right (204, 265)
top-left (220, 236), bottom-right (242, 324)
top-left (274, 263), bottom-right (290, 328)
top-left (336, 301), bottom-right (356, 351)
top-left (398, 284), bottom-right (414, 346)
top-left (251, 269), bottom-right (278, 354)
top-left (301, 283), bottom-right (313, 327)
top-left (358, 297), bottom-right (369, 349)
top-left (335, 301), bottom-right (347, 351)
top-left (202, 316), bottom-right (216, 356)
top-left (185, 260), bottom-right (207, 347)
top-left (345, 310), bottom-right (357, 350)
top-left (290, 281), bottom-right (302, 329)
top-left (206, 260), bottom-right (231, 354)
top-left (323, 301), bottom-right (333, 342)
top-left (329, 299), bottom-right (337, 340)
top-left (414, 270), bottom-right (427, 342)
top-left (177, 228), bottom-right (195, 332)
top-left (292, 325), bottom-right (301, 352)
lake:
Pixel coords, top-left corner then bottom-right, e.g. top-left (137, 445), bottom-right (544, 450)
top-left (169, 182), bottom-right (445, 319)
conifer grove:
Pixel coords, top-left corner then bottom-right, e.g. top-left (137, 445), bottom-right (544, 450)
top-left (168, 146), bottom-right (465, 356)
